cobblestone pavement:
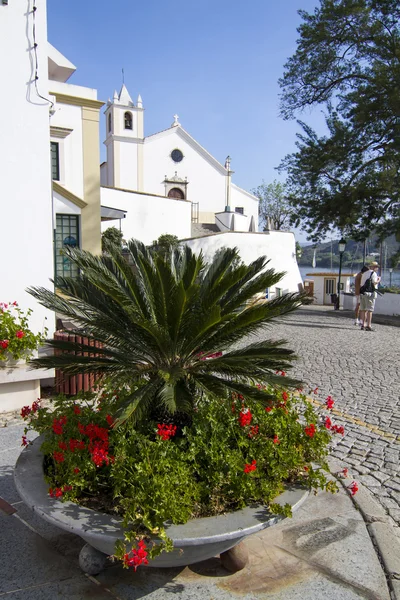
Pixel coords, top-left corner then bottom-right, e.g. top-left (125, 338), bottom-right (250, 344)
top-left (255, 306), bottom-right (400, 534)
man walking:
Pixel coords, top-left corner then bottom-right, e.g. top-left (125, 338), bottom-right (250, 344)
top-left (354, 265), bottom-right (368, 325)
top-left (359, 262), bottom-right (381, 331)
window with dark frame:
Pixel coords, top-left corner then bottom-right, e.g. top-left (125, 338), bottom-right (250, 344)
top-left (235, 207), bottom-right (244, 215)
top-left (50, 141), bottom-right (60, 181)
top-left (54, 214), bottom-right (80, 281)
top-left (108, 113), bottom-right (112, 133)
top-left (124, 111), bottom-right (133, 130)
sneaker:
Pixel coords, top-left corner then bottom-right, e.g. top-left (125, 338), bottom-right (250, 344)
top-left (354, 320), bottom-right (359, 325)
top-left (365, 326), bottom-right (373, 331)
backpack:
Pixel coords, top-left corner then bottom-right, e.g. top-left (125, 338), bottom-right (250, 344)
top-left (360, 272), bottom-right (375, 295)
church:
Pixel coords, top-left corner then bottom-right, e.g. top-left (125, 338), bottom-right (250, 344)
top-left (99, 84), bottom-right (259, 244)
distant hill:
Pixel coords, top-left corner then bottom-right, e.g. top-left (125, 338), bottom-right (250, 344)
top-left (298, 235), bottom-right (399, 269)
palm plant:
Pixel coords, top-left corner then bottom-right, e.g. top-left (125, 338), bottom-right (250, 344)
top-left (28, 240), bottom-right (306, 425)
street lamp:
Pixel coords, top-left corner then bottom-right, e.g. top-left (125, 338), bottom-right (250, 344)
top-left (335, 238), bottom-right (346, 310)
top-left (389, 268), bottom-right (393, 287)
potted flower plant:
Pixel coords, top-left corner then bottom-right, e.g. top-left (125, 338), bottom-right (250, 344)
top-left (0, 302), bottom-right (47, 366)
top-left (15, 241), bottom-right (338, 574)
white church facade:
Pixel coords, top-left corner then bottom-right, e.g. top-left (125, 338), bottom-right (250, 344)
top-left (99, 85), bottom-right (259, 244)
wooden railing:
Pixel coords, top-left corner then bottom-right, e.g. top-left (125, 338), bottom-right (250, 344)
top-left (54, 332), bottom-right (103, 395)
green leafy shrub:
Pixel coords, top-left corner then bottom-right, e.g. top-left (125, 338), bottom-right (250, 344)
top-left (22, 382), bottom-right (337, 564)
top-left (0, 302), bottom-right (47, 362)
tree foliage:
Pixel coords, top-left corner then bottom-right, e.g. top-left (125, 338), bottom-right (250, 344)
top-left (252, 180), bottom-right (293, 231)
top-left (279, 0), bottom-right (400, 241)
top-left (101, 227), bottom-right (124, 251)
top-left (28, 240), bottom-right (308, 426)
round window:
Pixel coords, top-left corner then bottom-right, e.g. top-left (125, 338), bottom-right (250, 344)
top-left (171, 149), bottom-right (184, 163)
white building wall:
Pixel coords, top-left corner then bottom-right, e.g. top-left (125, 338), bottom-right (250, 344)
top-left (0, 0), bottom-right (53, 334)
top-left (53, 192), bottom-right (81, 218)
top-left (50, 103), bottom-right (84, 198)
top-left (230, 184), bottom-right (259, 229)
top-left (118, 141), bottom-right (138, 191)
top-left (183, 231), bottom-right (302, 295)
top-left (144, 131), bottom-right (226, 214)
top-left (101, 187), bottom-right (192, 245)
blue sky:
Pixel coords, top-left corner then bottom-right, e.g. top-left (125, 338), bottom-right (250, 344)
top-left (47, 0), bottom-right (323, 242)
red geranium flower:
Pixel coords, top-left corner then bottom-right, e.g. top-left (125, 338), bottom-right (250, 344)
top-left (325, 396), bottom-right (335, 409)
top-left (342, 468), bottom-right (348, 478)
top-left (238, 409), bottom-right (252, 427)
top-left (244, 460), bottom-right (257, 473)
top-left (20, 405), bottom-right (31, 418)
top-left (304, 423), bottom-right (316, 438)
top-left (15, 330), bottom-right (25, 339)
top-left (156, 424), bottom-right (177, 441)
top-left (0, 339), bottom-right (9, 349)
top-left (53, 451), bottom-right (65, 463)
top-left (21, 436), bottom-right (28, 447)
top-left (282, 391), bottom-right (289, 402)
top-left (73, 405), bottom-right (81, 415)
top-left (348, 481), bottom-right (359, 496)
top-left (324, 417), bottom-right (332, 430)
top-left (106, 414), bottom-right (114, 427)
top-left (73, 467), bottom-right (80, 474)
top-left (248, 425), bottom-right (259, 439)
top-left (273, 435), bottom-right (280, 444)
top-left (265, 406), bottom-right (273, 413)
top-left (331, 424), bottom-right (345, 435)
top-left (123, 540), bottom-right (149, 570)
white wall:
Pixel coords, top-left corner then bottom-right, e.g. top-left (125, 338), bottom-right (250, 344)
top-left (50, 102), bottom-right (84, 198)
top-left (0, 0), bottom-right (53, 335)
top-left (101, 187), bottom-right (192, 245)
top-left (183, 231), bottom-right (302, 295)
top-left (343, 292), bottom-right (400, 316)
top-left (215, 211), bottom-right (253, 232)
top-left (143, 128), bottom-right (259, 227)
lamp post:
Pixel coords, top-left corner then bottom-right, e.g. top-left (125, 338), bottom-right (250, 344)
top-left (335, 238), bottom-right (346, 310)
top-left (389, 268), bottom-right (393, 287)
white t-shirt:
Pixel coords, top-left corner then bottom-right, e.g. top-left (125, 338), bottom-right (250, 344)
top-left (360, 269), bottom-right (380, 297)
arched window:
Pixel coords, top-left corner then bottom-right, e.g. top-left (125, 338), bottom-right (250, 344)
top-left (108, 113), bottom-right (112, 133)
top-left (124, 111), bottom-right (133, 130)
top-left (168, 188), bottom-right (185, 200)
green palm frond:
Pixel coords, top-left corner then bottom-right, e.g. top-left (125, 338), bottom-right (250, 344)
top-left (28, 239), bottom-right (307, 425)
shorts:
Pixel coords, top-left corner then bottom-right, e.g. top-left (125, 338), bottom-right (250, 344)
top-left (355, 295), bottom-right (360, 303)
top-left (360, 293), bottom-right (375, 312)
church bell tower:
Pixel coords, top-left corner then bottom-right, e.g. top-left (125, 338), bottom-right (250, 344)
top-left (104, 84), bottom-right (144, 191)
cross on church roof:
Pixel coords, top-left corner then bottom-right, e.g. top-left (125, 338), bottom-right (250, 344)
top-left (172, 114), bottom-right (180, 127)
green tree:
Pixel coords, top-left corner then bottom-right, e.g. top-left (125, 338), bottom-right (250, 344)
top-left (101, 227), bottom-right (124, 251)
top-left (150, 234), bottom-right (180, 258)
top-left (28, 240), bottom-right (306, 425)
top-left (252, 180), bottom-right (293, 231)
top-left (279, 0), bottom-right (400, 242)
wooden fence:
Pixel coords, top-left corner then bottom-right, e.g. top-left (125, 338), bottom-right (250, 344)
top-left (54, 332), bottom-right (103, 395)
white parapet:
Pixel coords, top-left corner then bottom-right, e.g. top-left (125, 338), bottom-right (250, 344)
top-left (0, 365), bottom-right (54, 413)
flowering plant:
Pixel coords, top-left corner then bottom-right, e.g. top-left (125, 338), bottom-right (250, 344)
top-left (0, 302), bottom-right (47, 362)
top-left (23, 242), bottom-right (342, 570)
top-left (22, 382), bottom-right (338, 567)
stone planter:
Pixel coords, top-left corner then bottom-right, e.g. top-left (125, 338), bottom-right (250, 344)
top-left (0, 352), bottom-right (52, 413)
top-left (14, 435), bottom-right (308, 575)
